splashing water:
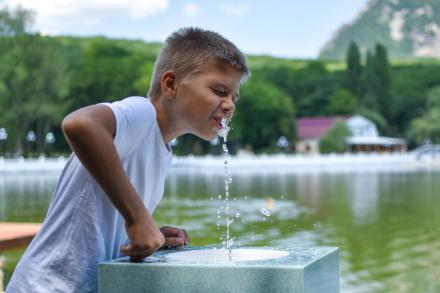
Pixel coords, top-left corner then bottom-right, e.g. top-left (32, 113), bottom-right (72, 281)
top-left (218, 117), bottom-right (231, 142)
top-left (218, 117), bottom-right (233, 259)
top-left (260, 207), bottom-right (272, 217)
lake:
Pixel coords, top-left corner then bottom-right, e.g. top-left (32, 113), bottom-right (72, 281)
top-left (1, 167), bottom-right (439, 293)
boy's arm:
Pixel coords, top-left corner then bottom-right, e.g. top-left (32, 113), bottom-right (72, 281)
top-left (62, 104), bottom-right (165, 261)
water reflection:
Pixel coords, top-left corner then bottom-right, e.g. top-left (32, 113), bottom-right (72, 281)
top-left (0, 171), bottom-right (60, 222)
top-left (1, 168), bottom-right (440, 292)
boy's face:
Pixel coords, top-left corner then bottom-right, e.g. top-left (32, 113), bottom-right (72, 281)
top-left (174, 61), bottom-right (242, 141)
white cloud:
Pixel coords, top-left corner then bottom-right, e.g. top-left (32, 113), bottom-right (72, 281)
top-left (183, 3), bottom-right (199, 17)
top-left (219, 3), bottom-right (249, 16)
top-left (2, 0), bottom-right (169, 33)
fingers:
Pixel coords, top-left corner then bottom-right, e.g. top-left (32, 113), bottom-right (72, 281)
top-left (120, 244), bottom-right (156, 262)
top-left (160, 226), bottom-right (190, 246)
top-left (164, 236), bottom-right (185, 248)
top-left (160, 226), bottom-right (180, 237)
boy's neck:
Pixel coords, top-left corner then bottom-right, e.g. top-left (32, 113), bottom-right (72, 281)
top-left (151, 97), bottom-right (181, 144)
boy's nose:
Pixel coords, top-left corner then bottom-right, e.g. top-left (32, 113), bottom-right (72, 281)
top-left (222, 97), bottom-right (235, 116)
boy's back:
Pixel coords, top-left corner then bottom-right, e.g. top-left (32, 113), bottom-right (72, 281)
top-left (7, 97), bottom-right (172, 292)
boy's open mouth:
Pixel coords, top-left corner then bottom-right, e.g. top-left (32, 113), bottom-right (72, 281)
top-left (212, 116), bottom-right (223, 129)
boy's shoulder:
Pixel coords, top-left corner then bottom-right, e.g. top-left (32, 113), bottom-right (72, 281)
top-left (109, 96), bottom-right (155, 115)
top-left (118, 96), bottom-right (151, 106)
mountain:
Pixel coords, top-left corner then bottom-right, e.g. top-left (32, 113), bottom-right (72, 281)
top-left (319, 0), bottom-right (440, 60)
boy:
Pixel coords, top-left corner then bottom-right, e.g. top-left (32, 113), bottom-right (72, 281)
top-left (6, 27), bottom-right (249, 292)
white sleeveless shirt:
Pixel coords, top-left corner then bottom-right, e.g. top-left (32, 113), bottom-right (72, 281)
top-left (7, 97), bottom-right (172, 292)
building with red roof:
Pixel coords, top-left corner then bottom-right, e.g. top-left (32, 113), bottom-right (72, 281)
top-left (296, 115), bottom-right (406, 154)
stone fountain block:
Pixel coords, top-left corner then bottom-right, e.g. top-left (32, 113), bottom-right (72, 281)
top-left (99, 246), bottom-right (339, 293)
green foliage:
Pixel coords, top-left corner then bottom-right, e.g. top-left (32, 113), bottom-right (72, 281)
top-left (68, 37), bottom-right (150, 110)
top-left (409, 109), bottom-right (440, 144)
top-left (373, 44), bottom-right (392, 119)
top-left (0, 35), bottom-right (71, 155)
top-left (346, 42), bottom-right (363, 98)
top-left (0, 6), bottom-right (34, 36)
top-left (319, 120), bottom-right (352, 153)
top-left (408, 86), bottom-right (440, 144)
top-left (2, 7), bottom-right (440, 155)
top-left (256, 61), bottom-right (345, 117)
top-left (231, 79), bottom-right (295, 152)
top-left (427, 87), bottom-right (440, 108)
top-left (363, 44), bottom-right (393, 125)
top-left (328, 89), bottom-right (357, 115)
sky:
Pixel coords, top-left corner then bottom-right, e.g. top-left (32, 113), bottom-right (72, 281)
top-left (1, 0), bottom-right (369, 59)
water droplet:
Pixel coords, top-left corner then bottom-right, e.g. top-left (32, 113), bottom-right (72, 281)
top-left (235, 212), bottom-right (240, 218)
top-left (244, 196), bottom-right (248, 200)
top-left (218, 195), bottom-right (222, 199)
top-left (260, 207), bottom-right (272, 217)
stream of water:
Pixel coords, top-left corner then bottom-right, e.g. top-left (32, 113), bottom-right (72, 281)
top-left (217, 117), bottom-right (233, 258)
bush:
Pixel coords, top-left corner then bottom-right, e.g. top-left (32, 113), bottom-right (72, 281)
top-left (319, 120), bottom-right (351, 153)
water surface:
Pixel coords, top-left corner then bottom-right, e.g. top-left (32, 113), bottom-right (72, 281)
top-left (1, 167), bottom-right (439, 293)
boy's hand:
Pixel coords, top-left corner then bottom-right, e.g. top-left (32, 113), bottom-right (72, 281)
top-left (120, 218), bottom-right (165, 262)
top-left (159, 226), bottom-right (189, 248)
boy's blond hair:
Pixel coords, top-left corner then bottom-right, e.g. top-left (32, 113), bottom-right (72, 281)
top-left (148, 27), bottom-right (250, 99)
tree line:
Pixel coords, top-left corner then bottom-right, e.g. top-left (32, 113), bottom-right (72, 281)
top-left (1, 7), bottom-right (440, 157)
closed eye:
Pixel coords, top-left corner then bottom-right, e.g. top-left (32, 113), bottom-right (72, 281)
top-left (211, 88), bottom-right (228, 97)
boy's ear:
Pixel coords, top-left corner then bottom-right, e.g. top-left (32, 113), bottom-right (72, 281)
top-left (161, 70), bottom-right (177, 98)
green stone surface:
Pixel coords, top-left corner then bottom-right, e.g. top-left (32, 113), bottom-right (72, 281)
top-left (99, 246), bottom-right (339, 293)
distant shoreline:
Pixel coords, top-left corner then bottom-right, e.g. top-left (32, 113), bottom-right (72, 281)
top-left (1, 153), bottom-right (440, 174)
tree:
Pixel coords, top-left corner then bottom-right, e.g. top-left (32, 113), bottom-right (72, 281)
top-left (69, 37), bottom-right (147, 110)
top-left (346, 42), bottom-right (363, 98)
top-left (408, 86), bottom-right (440, 144)
top-left (328, 89), bottom-right (357, 115)
top-left (362, 50), bottom-right (377, 110)
top-left (231, 79), bottom-right (295, 152)
top-left (0, 7), bottom-right (34, 36)
top-left (319, 120), bottom-right (351, 153)
top-left (0, 7), bottom-right (35, 155)
top-left (28, 38), bottom-right (71, 153)
top-left (0, 7), bottom-right (70, 156)
top-left (373, 44), bottom-right (392, 120)
top-left (363, 44), bottom-right (392, 123)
